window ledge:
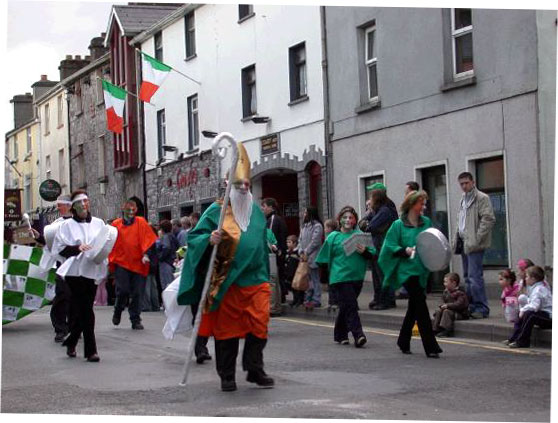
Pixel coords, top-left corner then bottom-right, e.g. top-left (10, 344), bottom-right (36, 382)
top-left (184, 53), bottom-right (197, 62)
top-left (185, 148), bottom-right (199, 156)
top-left (57, 124), bottom-right (64, 129)
top-left (97, 176), bottom-right (108, 183)
top-left (75, 111), bottom-right (83, 117)
top-left (241, 114), bottom-right (258, 123)
top-left (441, 75), bottom-right (476, 92)
top-left (288, 95), bottom-right (309, 107)
top-left (24, 152), bottom-right (32, 160)
top-left (96, 101), bottom-right (104, 108)
top-left (355, 98), bottom-right (381, 114)
top-left (238, 13), bottom-right (255, 24)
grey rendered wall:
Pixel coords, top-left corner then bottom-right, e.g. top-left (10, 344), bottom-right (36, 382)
top-left (325, 7), bottom-right (539, 141)
top-left (330, 93), bottom-right (545, 270)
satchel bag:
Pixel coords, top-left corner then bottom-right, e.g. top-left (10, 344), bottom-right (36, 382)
top-left (292, 261), bottom-right (310, 291)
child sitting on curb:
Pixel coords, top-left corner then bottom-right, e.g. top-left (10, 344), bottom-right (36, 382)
top-left (498, 269), bottom-right (520, 323)
top-left (505, 265), bottom-right (552, 348)
top-left (432, 273), bottom-right (469, 337)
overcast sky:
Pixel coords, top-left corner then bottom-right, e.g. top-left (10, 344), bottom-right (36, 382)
top-left (1, 0), bottom-right (554, 138)
top-left (3, 0), bottom-right (118, 135)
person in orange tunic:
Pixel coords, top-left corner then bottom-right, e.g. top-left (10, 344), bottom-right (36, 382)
top-left (109, 199), bottom-right (158, 330)
top-left (178, 143), bottom-right (274, 392)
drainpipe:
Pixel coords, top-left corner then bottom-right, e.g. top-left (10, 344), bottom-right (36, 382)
top-left (135, 46), bottom-right (149, 219)
top-left (66, 90), bottom-right (72, 193)
top-left (320, 6), bottom-right (335, 218)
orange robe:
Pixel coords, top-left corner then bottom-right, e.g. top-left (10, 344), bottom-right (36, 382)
top-left (108, 216), bottom-right (158, 277)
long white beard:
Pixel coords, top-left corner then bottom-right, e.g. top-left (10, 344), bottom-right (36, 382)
top-left (229, 188), bottom-right (253, 232)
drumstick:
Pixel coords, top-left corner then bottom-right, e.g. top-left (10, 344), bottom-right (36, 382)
top-left (23, 213), bottom-right (35, 239)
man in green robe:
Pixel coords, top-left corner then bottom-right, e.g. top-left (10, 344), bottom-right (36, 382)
top-left (177, 142), bottom-right (274, 392)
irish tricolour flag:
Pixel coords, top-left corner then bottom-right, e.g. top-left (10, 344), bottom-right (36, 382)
top-left (102, 80), bottom-right (126, 134)
top-left (140, 52), bottom-right (171, 103)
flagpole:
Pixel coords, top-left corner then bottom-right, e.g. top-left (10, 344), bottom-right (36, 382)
top-left (135, 48), bottom-right (202, 86)
top-left (96, 77), bottom-right (157, 107)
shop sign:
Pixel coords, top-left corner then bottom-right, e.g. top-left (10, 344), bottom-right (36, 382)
top-left (4, 189), bottom-right (22, 221)
top-left (177, 169), bottom-right (198, 189)
top-left (39, 179), bottom-right (62, 201)
top-left (261, 134), bottom-right (280, 156)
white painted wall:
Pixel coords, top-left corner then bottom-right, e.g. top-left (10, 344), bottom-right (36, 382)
top-left (142, 4), bottom-right (325, 172)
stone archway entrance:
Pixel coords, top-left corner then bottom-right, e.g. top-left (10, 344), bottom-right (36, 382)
top-left (260, 170), bottom-right (299, 236)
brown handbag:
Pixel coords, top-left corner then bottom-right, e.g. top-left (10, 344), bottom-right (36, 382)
top-left (292, 260), bottom-right (310, 291)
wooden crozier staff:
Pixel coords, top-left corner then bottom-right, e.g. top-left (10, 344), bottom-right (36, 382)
top-left (179, 132), bottom-right (239, 386)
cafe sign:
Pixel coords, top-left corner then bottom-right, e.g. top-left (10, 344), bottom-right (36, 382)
top-left (4, 189), bottom-right (22, 221)
top-left (39, 179), bottom-right (62, 202)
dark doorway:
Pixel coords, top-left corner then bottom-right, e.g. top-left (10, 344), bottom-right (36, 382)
top-left (421, 165), bottom-right (449, 292)
top-left (158, 210), bottom-right (171, 222)
top-left (181, 205), bottom-right (194, 217)
top-left (261, 171), bottom-right (299, 237)
top-left (306, 161), bottom-right (323, 220)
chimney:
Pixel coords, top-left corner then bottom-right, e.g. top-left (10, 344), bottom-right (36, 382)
top-left (31, 75), bottom-right (59, 112)
top-left (10, 93), bottom-right (33, 129)
top-left (88, 35), bottom-right (108, 60)
top-left (58, 55), bottom-right (91, 80)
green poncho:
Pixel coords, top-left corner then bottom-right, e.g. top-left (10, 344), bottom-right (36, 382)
top-left (378, 215), bottom-right (431, 291)
top-left (315, 229), bottom-right (376, 285)
top-left (177, 202), bottom-right (269, 311)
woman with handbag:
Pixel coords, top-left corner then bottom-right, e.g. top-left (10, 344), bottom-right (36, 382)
top-left (378, 190), bottom-right (443, 358)
top-left (315, 206), bottom-right (375, 347)
top-left (298, 207), bottom-right (324, 309)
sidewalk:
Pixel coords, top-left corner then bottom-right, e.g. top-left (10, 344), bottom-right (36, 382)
top-left (281, 280), bottom-right (552, 348)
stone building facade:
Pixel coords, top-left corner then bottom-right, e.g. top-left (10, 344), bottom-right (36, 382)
top-left (145, 150), bottom-right (220, 224)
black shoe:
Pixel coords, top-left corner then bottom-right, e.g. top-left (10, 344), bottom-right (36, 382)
top-left (368, 301), bottom-right (377, 310)
top-left (426, 352), bottom-right (440, 358)
top-left (221, 379), bottom-right (237, 392)
top-left (54, 332), bottom-right (66, 343)
top-left (400, 349), bottom-right (412, 354)
top-left (436, 329), bottom-right (453, 338)
top-left (246, 370), bottom-right (275, 388)
top-left (355, 336), bottom-right (367, 348)
top-left (87, 353), bottom-right (100, 362)
top-left (196, 352), bottom-right (212, 364)
top-left (373, 304), bottom-right (389, 311)
top-left (112, 312), bottom-right (121, 326)
top-left (66, 346), bottom-right (76, 358)
top-left (131, 322), bottom-right (144, 330)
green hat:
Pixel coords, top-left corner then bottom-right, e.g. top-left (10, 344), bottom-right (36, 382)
top-left (368, 182), bottom-right (387, 191)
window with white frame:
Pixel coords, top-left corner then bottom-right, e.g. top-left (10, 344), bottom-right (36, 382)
top-left (289, 42), bottom-right (307, 101)
top-left (24, 173), bottom-right (32, 211)
top-left (364, 26), bottom-right (378, 101)
top-left (187, 94), bottom-right (199, 151)
top-left (241, 65), bottom-right (257, 118)
top-left (157, 109), bottom-right (166, 162)
top-left (75, 81), bottom-right (83, 113)
top-left (95, 69), bottom-right (104, 104)
top-left (44, 104), bottom-right (50, 134)
top-left (46, 155), bottom-right (51, 180)
top-left (26, 128), bottom-right (32, 153)
top-left (59, 148), bottom-right (65, 186)
top-left (185, 12), bottom-right (196, 58)
top-left (12, 136), bottom-right (18, 160)
top-left (57, 95), bottom-right (63, 127)
top-left (451, 8), bottom-right (474, 79)
top-left (155, 31), bottom-right (163, 61)
top-left (98, 135), bottom-right (106, 178)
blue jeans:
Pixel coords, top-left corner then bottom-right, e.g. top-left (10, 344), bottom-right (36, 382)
top-left (305, 267), bottom-right (322, 306)
top-left (462, 251), bottom-right (489, 317)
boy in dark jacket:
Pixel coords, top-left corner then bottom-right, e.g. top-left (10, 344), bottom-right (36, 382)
top-left (433, 273), bottom-right (469, 337)
top-left (285, 235), bottom-right (303, 307)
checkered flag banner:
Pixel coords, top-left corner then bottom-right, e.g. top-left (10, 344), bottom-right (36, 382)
top-left (2, 243), bottom-right (57, 325)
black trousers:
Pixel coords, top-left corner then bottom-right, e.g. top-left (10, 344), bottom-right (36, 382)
top-left (334, 281), bottom-right (364, 342)
top-left (114, 265), bottom-right (145, 323)
top-left (371, 256), bottom-right (395, 306)
top-left (509, 310), bottom-right (552, 347)
top-left (62, 276), bottom-right (98, 357)
top-left (50, 275), bottom-right (71, 335)
top-left (214, 334), bottom-right (267, 382)
top-left (397, 276), bottom-right (442, 355)
top-left (190, 302), bottom-right (210, 357)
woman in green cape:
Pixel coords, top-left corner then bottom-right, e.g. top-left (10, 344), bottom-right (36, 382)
top-left (316, 206), bottom-right (375, 347)
top-left (378, 191), bottom-right (443, 358)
